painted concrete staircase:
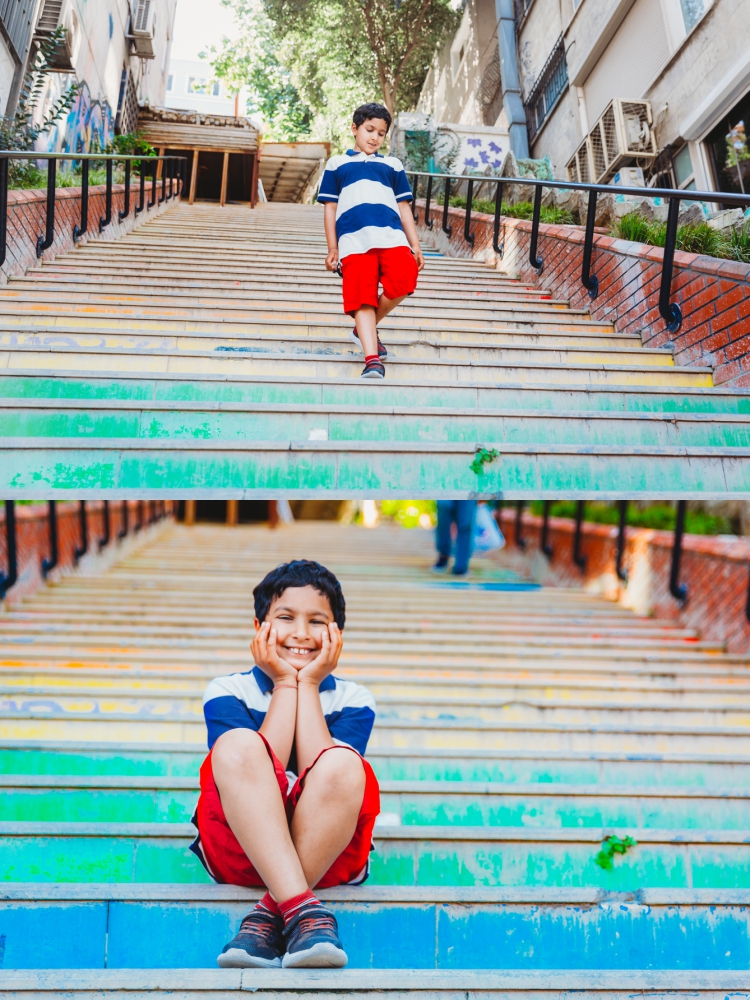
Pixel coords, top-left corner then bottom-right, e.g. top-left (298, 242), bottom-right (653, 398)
top-left (1, 520), bottom-right (749, 996)
top-left (1, 202), bottom-right (749, 496)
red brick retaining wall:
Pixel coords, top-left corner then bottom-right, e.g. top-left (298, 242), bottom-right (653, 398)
top-left (418, 204), bottom-right (750, 387)
top-left (494, 507), bottom-right (750, 653)
top-left (0, 501), bottom-right (174, 602)
top-left (2, 181), bottom-right (176, 284)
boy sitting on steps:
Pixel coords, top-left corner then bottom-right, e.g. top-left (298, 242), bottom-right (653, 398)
top-left (190, 560), bottom-right (379, 969)
top-left (319, 102), bottom-right (425, 379)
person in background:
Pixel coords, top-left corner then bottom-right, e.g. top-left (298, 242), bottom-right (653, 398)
top-left (432, 500), bottom-right (478, 577)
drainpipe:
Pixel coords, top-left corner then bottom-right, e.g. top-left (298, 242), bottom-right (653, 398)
top-left (495, 0), bottom-right (529, 159)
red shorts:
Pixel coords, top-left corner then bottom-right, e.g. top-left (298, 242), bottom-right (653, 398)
top-left (191, 733), bottom-right (380, 888)
top-left (341, 245), bottom-right (418, 315)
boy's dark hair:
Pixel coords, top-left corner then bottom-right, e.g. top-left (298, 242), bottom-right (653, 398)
top-left (253, 560), bottom-right (346, 629)
top-left (353, 102), bottom-right (392, 131)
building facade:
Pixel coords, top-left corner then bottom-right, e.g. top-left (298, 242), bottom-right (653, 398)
top-left (419, 0), bottom-right (750, 196)
top-left (165, 57), bottom-right (247, 117)
top-left (29, 0), bottom-right (177, 153)
top-left (0, 0), bottom-right (40, 116)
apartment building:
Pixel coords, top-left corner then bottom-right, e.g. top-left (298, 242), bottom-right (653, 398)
top-left (165, 57), bottom-right (243, 117)
top-left (12, 0), bottom-right (176, 152)
top-left (419, 0), bottom-right (750, 196)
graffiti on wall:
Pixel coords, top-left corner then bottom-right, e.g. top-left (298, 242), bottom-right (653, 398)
top-left (35, 74), bottom-right (114, 155)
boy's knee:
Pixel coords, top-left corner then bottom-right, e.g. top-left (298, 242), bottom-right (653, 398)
top-left (211, 728), bottom-right (268, 777)
top-left (307, 747), bottom-right (366, 799)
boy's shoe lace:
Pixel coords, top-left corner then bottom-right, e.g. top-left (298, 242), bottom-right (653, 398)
top-left (360, 358), bottom-right (385, 379)
top-left (281, 902), bottom-right (348, 968)
top-left (216, 907), bottom-right (284, 968)
top-left (350, 327), bottom-right (387, 358)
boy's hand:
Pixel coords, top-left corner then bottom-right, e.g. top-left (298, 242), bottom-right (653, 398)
top-left (413, 246), bottom-right (425, 271)
top-left (252, 622), bottom-right (298, 687)
top-left (325, 248), bottom-right (340, 271)
top-left (297, 622), bottom-right (343, 687)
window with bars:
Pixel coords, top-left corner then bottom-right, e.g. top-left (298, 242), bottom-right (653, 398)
top-left (524, 35), bottom-right (568, 142)
top-left (514, 0), bottom-right (535, 24)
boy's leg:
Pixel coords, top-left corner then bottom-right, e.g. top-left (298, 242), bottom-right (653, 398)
top-left (353, 306), bottom-right (380, 359)
top-left (452, 500), bottom-right (478, 575)
top-left (435, 500), bottom-right (454, 565)
top-left (375, 293), bottom-right (406, 325)
top-left (211, 728), bottom-right (309, 903)
top-left (290, 746), bottom-right (367, 889)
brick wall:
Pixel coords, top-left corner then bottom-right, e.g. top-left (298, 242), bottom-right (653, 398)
top-left (2, 180), bottom-right (176, 284)
top-left (417, 204), bottom-right (750, 388)
top-left (493, 507), bottom-right (750, 653)
top-left (0, 501), bottom-right (175, 602)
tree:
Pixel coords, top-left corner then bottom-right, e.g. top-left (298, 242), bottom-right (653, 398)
top-left (210, 0), bottom-right (313, 141)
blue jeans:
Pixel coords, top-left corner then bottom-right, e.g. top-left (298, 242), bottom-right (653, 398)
top-left (436, 500), bottom-right (477, 574)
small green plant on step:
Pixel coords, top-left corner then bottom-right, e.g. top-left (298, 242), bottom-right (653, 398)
top-left (595, 834), bottom-right (637, 870)
top-left (470, 447), bottom-right (499, 475)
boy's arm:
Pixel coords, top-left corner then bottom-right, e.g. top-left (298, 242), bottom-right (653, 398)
top-left (295, 622), bottom-right (343, 773)
top-left (324, 203), bottom-right (339, 271)
top-left (253, 621), bottom-right (298, 769)
top-left (399, 202), bottom-right (425, 271)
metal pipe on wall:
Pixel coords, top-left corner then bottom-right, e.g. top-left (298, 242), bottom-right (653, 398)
top-left (495, 0), bottom-right (530, 159)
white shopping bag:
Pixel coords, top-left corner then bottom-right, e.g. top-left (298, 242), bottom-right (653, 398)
top-left (473, 503), bottom-right (505, 553)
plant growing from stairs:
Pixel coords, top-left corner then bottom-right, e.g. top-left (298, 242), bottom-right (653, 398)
top-left (470, 447), bottom-right (499, 476)
top-left (594, 834), bottom-right (637, 870)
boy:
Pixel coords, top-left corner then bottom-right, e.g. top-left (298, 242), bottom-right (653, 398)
top-left (190, 560), bottom-right (379, 970)
top-left (318, 102), bottom-right (425, 379)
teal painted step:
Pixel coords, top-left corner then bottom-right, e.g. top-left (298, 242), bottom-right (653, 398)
top-left (2, 777), bottom-right (750, 830)
top-left (3, 822), bottom-right (750, 888)
top-left (2, 439), bottom-right (749, 497)
top-left (6, 742), bottom-right (750, 789)
top-left (2, 884), bottom-right (750, 971)
top-left (2, 373), bottom-right (749, 415)
top-left (3, 401), bottom-right (750, 447)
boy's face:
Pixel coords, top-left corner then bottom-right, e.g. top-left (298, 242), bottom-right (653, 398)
top-left (255, 585), bottom-right (335, 670)
top-left (352, 117), bottom-right (389, 155)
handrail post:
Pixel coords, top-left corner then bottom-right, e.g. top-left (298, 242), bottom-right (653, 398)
top-left (159, 160), bottom-right (167, 204)
top-left (99, 158), bottom-right (113, 232)
top-left (529, 184), bottom-right (543, 273)
top-left (42, 500), bottom-right (58, 577)
top-left (616, 500), bottom-right (628, 583)
top-left (118, 499), bottom-right (129, 540)
top-left (0, 157), bottom-right (8, 266)
top-left (669, 499), bottom-right (688, 603)
top-left (514, 501), bottom-right (526, 549)
top-left (573, 500), bottom-right (586, 572)
top-left (74, 500), bottom-right (88, 563)
top-left (581, 189), bottom-right (599, 298)
top-left (442, 177), bottom-right (452, 237)
top-left (424, 175), bottom-right (433, 229)
top-left (463, 178), bottom-right (475, 246)
top-left (410, 174), bottom-right (418, 222)
top-left (492, 180), bottom-right (504, 256)
top-left (541, 499), bottom-right (553, 557)
top-left (135, 160), bottom-right (146, 215)
top-left (148, 160), bottom-right (157, 209)
top-left (36, 157), bottom-right (57, 256)
top-left (659, 196), bottom-right (683, 332)
top-left (0, 500), bottom-right (17, 598)
top-left (99, 499), bottom-right (110, 550)
top-left (73, 158), bottom-right (89, 241)
top-left (168, 159), bottom-right (174, 201)
top-left (135, 500), bottom-right (143, 532)
top-left (119, 160), bottom-right (131, 221)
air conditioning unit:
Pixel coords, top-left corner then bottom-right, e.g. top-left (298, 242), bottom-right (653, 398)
top-left (566, 99), bottom-right (657, 185)
top-left (131, 0), bottom-right (156, 59)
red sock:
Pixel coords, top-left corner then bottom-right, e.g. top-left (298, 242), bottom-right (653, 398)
top-left (256, 891), bottom-right (281, 917)
top-left (278, 889), bottom-right (321, 926)
top-left (364, 354), bottom-right (380, 365)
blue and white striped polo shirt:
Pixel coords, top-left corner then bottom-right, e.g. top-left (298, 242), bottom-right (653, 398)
top-left (317, 149), bottom-right (414, 259)
top-left (201, 666), bottom-right (377, 771)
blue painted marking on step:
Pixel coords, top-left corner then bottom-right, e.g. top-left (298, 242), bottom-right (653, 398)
top-left (0, 903), bottom-right (107, 968)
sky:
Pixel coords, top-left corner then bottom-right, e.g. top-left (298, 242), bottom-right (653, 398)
top-left (171, 0), bottom-right (236, 63)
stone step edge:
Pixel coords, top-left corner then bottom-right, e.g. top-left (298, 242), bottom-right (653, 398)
top-left (3, 774), bottom-right (749, 799)
top-left (4, 738), bottom-right (750, 763)
top-left (2, 438), bottom-right (741, 458)
top-left (0, 821), bottom-right (746, 844)
top-left (1, 883), bottom-right (748, 906)
top-left (2, 968), bottom-right (747, 991)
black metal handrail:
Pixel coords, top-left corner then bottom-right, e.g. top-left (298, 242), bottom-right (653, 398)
top-left (616, 500), bottom-right (628, 583)
top-left (573, 500), bottom-right (587, 572)
top-left (99, 499), bottom-right (110, 550)
top-left (74, 499), bottom-right (88, 563)
top-left (670, 499), bottom-right (688, 604)
top-left (42, 500), bottom-right (58, 577)
top-left (406, 169), bottom-right (750, 333)
top-left (0, 152), bottom-right (188, 266)
top-left (0, 500), bottom-right (17, 598)
top-left (118, 499), bottom-right (129, 540)
top-left (540, 500), bottom-right (553, 557)
top-left (514, 500), bottom-right (526, 549)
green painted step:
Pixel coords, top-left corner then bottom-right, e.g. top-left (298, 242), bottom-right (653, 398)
top-left (2, 777), bottom-right (749, 830)
top-left (2, 821), bottom-right (749, 888)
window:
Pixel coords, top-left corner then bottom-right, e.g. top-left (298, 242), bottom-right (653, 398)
top-left (679, 0), bottom-right (710, 31)
top-left (705, 90), bottom-right (750, 195)
top-left (525, 36), bottom-right (568, 141)
top-left (673, 144), bottom-right (696, 189)
top-left (188, 77), bottom-right (210, 94)
top-left (167, 74), bottom-right (173, 91)
top-left (213, 82), bottom-right (221, 96)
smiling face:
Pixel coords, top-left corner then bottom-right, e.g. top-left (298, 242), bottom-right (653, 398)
top-left (255, 585), bottom-right (334, 670)
top-left (352, 117), bottom-right (389, 155)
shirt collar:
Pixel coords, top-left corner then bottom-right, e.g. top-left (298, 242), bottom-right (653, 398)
top-left (346, 148), bottom-right (383, 159)
top-left (253, 666), bottom-right (336, 694)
